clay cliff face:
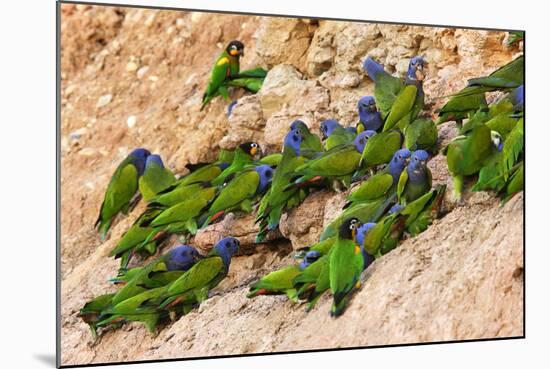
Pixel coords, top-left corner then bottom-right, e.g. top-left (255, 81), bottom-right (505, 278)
top-left (59, 4), bottom-right (523, 366)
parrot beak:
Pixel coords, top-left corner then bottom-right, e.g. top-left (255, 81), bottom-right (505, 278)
top-left (415, 64), bottom-right (426, 81)
top-left (230, 49), bottom-right (239, 56)
top-left (250, 146), bottom-right (258, 156)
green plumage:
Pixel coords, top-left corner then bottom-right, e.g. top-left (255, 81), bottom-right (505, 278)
top-left (444, 121), bottom-right (493, 198)
top-left (436, 87), bottom-right (487, 125)
top-left (256, 144), bottom-right (306, 241)
top-left (383, 85), bottom-right (418, 132)
top-left (397, 166), bottom-right (432, 205)
top-left (329, 225), bottom-right (364, 317)
top-left (138, 162), bottom-right (176, 202)
top-left (95, 157), bottom-right (141, 240)
top-left (359, 130), bottom-right (403, 168)
top-left (321, 196), bottom-right (392, 240)
top-left (247, 265), bottom-right (302, 299)
top-left (294, 144), bottom-right (361, 182)
top-left (404, 118), bottom-right (438, 153)
top-left (346, 172), bottom-right (394, 205)
top-left (324, 127), bottom-right (356, 150)
top-left (201, 48), bottom-right (240, 110)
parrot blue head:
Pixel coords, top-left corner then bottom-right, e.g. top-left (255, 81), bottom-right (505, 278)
top-left (388, 203), bottom-right (405, 215)
top-left (283, 128), bottom-right (302, 156)
top-left (299, 250), bottom-right (322, 270)
top-left (510, 85), bottom-right (524, 111)
top-left (320, 119), bottom-right (342, 139)
top-left (358, 96), bottom-right (377, 113)
top-left (355, 222), bottom-right (376, 247)
top-left (408, 150), bottom-right (429, 179)
top-left (164, 245), bottom-right (201, 271)
top-left (407, 56), bottom-right (426, 82)
top-left (357, 96), bottom-right (383, 132)
top-left (145, 154), bottom-right (165, 170)
top-left (227, 100), bottom-right (238, 117)
top-left (353, 130), bottom-right (377, 153)
top-left (363, 57), bottom-right (385, 82)
top-left (213, 237), bottom-right (240, 269)
top-left (388, 148), bottom-right (411, 181)
top-left (254, 165), bottom-right (275, 194)
top-left (129, 148), bottom-right (151, 175)
top-left (290, 119), bottom-right (309, 133)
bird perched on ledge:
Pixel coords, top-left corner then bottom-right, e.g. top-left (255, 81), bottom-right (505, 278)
top-left (201, 40), bottom-right (245, 111)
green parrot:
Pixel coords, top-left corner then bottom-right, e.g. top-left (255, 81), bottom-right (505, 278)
top-left (109, 207), bottom-right (168, 272)
top-left (347, 148), bottom-right (410, 207)
top-left (257, 153), bottom-right (282, 167)
top-left (81, 245), bottom-right (201, 335)
top-left (95, 148), bottom-right (151, 240)
top-left (201, 165), bottom-right (274, 226)
top-left (138, 155), bottom-right (176, 202)
top-left (291, 120), bottom-right (324, 159)
top-left (174, 162), bottom-right (231, 188)
top-left (329, 217), bottom-right (364, 317)
top-left (294, 254), bottom-right (330, 311)
top-left (451, 56), bottom-right (524, 99)
top-left (444, 115), bottom-right (495, 199)
top-left (155, 237), bottom-right (240, 311)
top-left (248, 250), bottom-right (323, 299)
top-left (436, 86), bottom-right (488, 125)
top-left (201, 40), bottom-right (245, 110)
top-left (404, 118), bottom-right (438, 153)
top-left (79, 293), bottom-right (115, 339)
top-left (211, 142), bottom-right (260, 186)
top-left (506, 31), bottom-right (524, 46)
top-left (247, 265), bottom-right (302, 300)
top-left (320, 119), bottom-right (356, 150)
top-left (291, 131), bottom-right (375, 188)
top-left (255, 128), bottom-right (307, 242)
top-left (501, 162), bottom-right (523, 205)
top-left (148, 182), bottom-right (213, 209)
top-left (403, 184), bottom-right (446, 236)
top-left (320, 195), bottom-right (393, 241)
top-left (397, 150), bottom-right (432, 205)
top-left (149, 185), bottom-right (218, 236)
top-left (363, 56), bottom-right (426, 132)
top-left (358, 130), bottom-right (404, 170)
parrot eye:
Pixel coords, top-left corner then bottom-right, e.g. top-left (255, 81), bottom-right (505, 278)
top-left (265, 170), bottom-right (272, 178)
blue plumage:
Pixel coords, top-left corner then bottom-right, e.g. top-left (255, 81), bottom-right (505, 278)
top-left (358, 96), bottom-right (383, 131)
top-left (164, 245), bottom-right (200, 271)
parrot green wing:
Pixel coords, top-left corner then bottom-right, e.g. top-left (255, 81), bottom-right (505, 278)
top-left (500, 118), bottom-right (524, 181)
top-left (321, 196), bottom-right (392, 241)
top-left (436, 87), bottom-right (487, 124)
top-left (96, 162), bottom-right (140, 238)
top-left (202, 52), bottom-right (233, 105)
top-left (329, 238), bottom-right (364, 316)
top-left (374, 72), bottom-right (405, 119)
top-left (396, 168), bottom-right (409, 203)
top-left (295, 145), bottom-right (361, 178)
top-left (162, 256), bottom-right (224, 301)
top-left (347, 172), bottom-right (394, 204)
top-left (149, 183), bottom-right (205, 208)
top-left (467, 56), bottom-right (524, 88)
top-left (247, 265), bottom-right (302, 297)
top-left (206, 170), bottom-right (260, 216)
top-left (151, 187), bottom-right (216, 227)
top-left (360, 130), bottom-right (403, 167)
top-left (382, 85), bottom-right (417, 132)
top-left (405, 118), bottom-right (438, 152)
top-left (109, 207), bottom-right (163, 258)
top-left (502, 162), bottom-right (523, 204)
top-left (258, 153), bottom-right (282, 166)
top-left (138, 163), bottom-right (176, 202)
top-left (176, 164), bottom-right (224, 187)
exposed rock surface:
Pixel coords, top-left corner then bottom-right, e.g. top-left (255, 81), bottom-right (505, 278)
top-left (60, 5), bottom-right (523, 366)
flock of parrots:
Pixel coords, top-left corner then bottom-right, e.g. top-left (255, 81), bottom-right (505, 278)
top-left (80, 36), bottom-right (524, 339)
